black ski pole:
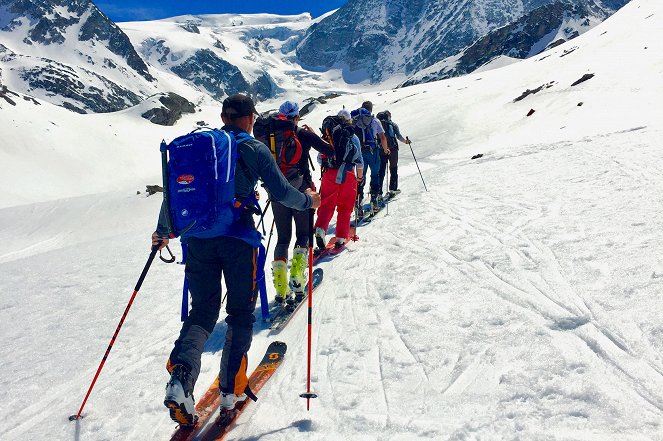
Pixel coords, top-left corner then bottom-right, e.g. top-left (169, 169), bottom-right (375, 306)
top-left (69, 243), bottom-right (160, 421)
top-left (265, 218), bottom-right (276, 257)
top-left (256, 199), bottom-right (272, 230)
top-left (386, 164), bottom-right (389, 215)
top-left (407, 137), bottom-right (428, 192)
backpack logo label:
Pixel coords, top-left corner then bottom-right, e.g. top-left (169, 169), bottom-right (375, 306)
top-left (177, 174), bottom-right (195, 185)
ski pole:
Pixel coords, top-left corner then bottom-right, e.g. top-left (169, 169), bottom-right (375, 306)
top-left (406, 137), bottom-right (428, 192)
top-left (265, 218), bottom-right (276, 257)
top-left (256, 199), bottom-right (271, 230)
top-left (69, 243), bottom-right (160, 421)
top-left (386, 164), bottom-right (389, 216)
top-left (300, 208), bottom-right (318, 409)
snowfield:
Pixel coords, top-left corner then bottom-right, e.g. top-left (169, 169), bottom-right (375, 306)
top-left (1, 0), bottom-right (662, 440)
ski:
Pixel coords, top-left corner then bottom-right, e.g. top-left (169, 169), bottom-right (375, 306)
top-left (313, 228), bottom-right (357, 262)
top-left (196, 341), bottom-right (287, 441)
top-left (269, 268), bottom-right (324, 331)
top-left (167, 341), bottom-right (287, 441)
top-left (359, 193), bottom-right (397, 223)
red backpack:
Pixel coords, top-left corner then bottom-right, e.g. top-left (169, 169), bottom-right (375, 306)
top-left (253, 113), bottom-right (303, 181)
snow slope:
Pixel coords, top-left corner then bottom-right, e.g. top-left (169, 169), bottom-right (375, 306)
top-left (1, 0), bottom-right (662, 440)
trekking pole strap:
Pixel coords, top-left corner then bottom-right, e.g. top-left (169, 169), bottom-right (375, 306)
top-left (159, 245), bottom-right (176, 263)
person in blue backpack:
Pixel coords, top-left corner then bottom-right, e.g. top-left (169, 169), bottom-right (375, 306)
top-left (352, 101), bottom-right (389, 216)
top-left (152, 94), bottom-right (321, 426)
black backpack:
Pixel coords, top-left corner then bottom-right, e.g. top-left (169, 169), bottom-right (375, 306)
top-left (376, 111), bottom-right (397, 149)
top-left (253, 113), bottom-right (303, 181)
top-left (319, 116), bottom-right (361, 170)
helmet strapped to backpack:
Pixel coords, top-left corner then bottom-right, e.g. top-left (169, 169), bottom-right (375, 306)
top-left (253, 114), bottom-right (303, 182)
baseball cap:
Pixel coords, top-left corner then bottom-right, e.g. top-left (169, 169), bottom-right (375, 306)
top-left (222, 94), bottom-right (258, 118)
top-left (337, 109), bottom-right (352, 122)
top-left (278, 101), bottom-right (299, 119)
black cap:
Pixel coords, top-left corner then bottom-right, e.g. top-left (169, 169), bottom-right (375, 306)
top-left (222, 94), bottom-right (258, 118)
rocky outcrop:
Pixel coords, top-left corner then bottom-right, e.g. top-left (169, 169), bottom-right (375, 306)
top-left (141, 92), bottom-right (196, 126)
top-left (170, 49), bottom-right (277, 100)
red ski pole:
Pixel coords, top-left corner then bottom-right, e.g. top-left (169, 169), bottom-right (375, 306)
top-left (69, 243), bottom-right (163, 421)
top-left (300, 209), bottom-right (318, 409)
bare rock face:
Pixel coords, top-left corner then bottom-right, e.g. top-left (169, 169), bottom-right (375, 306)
top-left (141, 92), bottom-right (196, 126)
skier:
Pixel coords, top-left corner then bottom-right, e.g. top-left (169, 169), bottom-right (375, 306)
top-left (152, 94), bottom-right (321, 425)
top-left (267, 101), bottom-right (335, 304)
top-left (377, 110), bottom-right (410, 197)
top-left (352, 101), bottom-right (389, 216)
top-left (313, 109), bottom-right (364, 250)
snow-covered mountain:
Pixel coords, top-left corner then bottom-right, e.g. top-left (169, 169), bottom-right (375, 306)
top-left (296, 0), bottom-right (629, 83)
top-left (2, 0), bottom-right (663, 439)
top-left (0, 0), bottom-right (630, 115)
top-left (0, 3), bottom-right (360, 114)
top-left (118, 13), bottom-right (317, 102)
top-left (0, 0), bottom-right (160, 113)
top-left (403, 0), bottom-right (628, 85)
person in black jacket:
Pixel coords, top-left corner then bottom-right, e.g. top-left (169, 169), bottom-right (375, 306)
top-left (270, 101), bottom-right (335, 304)
top-left (377, 110), bottom-right (410, 198)
top-left (152, 94), bottom-right (321, 425)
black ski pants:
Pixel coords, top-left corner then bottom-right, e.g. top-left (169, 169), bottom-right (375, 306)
top-left (378, 147), bottom-right (399, 193)
top-left (271, 200), bottom-right (309, 261)
top-left (168, 236), bottom-right (258, 396)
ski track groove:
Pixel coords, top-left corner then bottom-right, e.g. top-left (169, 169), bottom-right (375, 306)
top-left (420, 168), bottom-right (663, 419)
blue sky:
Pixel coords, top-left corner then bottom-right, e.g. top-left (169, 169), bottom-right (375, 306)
top-left (96, 0), bottom-right (348, 22)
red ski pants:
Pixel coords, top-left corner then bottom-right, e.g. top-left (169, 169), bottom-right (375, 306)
top-left (314, 168), bottom-right (357, 241)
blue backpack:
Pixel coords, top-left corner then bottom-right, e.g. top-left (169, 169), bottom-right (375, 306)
top-left (351, 108), bottom-right (376, 151)
top-left (160, 128), bottom-right (254, 241)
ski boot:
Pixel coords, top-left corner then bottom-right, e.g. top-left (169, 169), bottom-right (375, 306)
top-left (333, 238), bottom-right (346, 252)
top-left (290, 247), bottom-right (307, 302)
top-left (314, 227), bottom-right (326, 251)
top-left (355, 202), bottom-right (364, 218)
top-left (220, 391), bottom-right (247, 410)
top-left (355, 193), bottom-right (364, 218)
top-left (370, 193), bottom-right (379, 215)
top-left (164, 364), bottom-right (197, 426)
top-left (272, 260), bottom-right (289, 304)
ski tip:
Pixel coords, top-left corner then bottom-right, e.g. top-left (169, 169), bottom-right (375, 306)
top-left (269, 340), bottom-right (287, 350)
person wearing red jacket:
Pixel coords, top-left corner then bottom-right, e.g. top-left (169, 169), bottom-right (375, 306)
top-left (313, 109), bottom-right (364, 250)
